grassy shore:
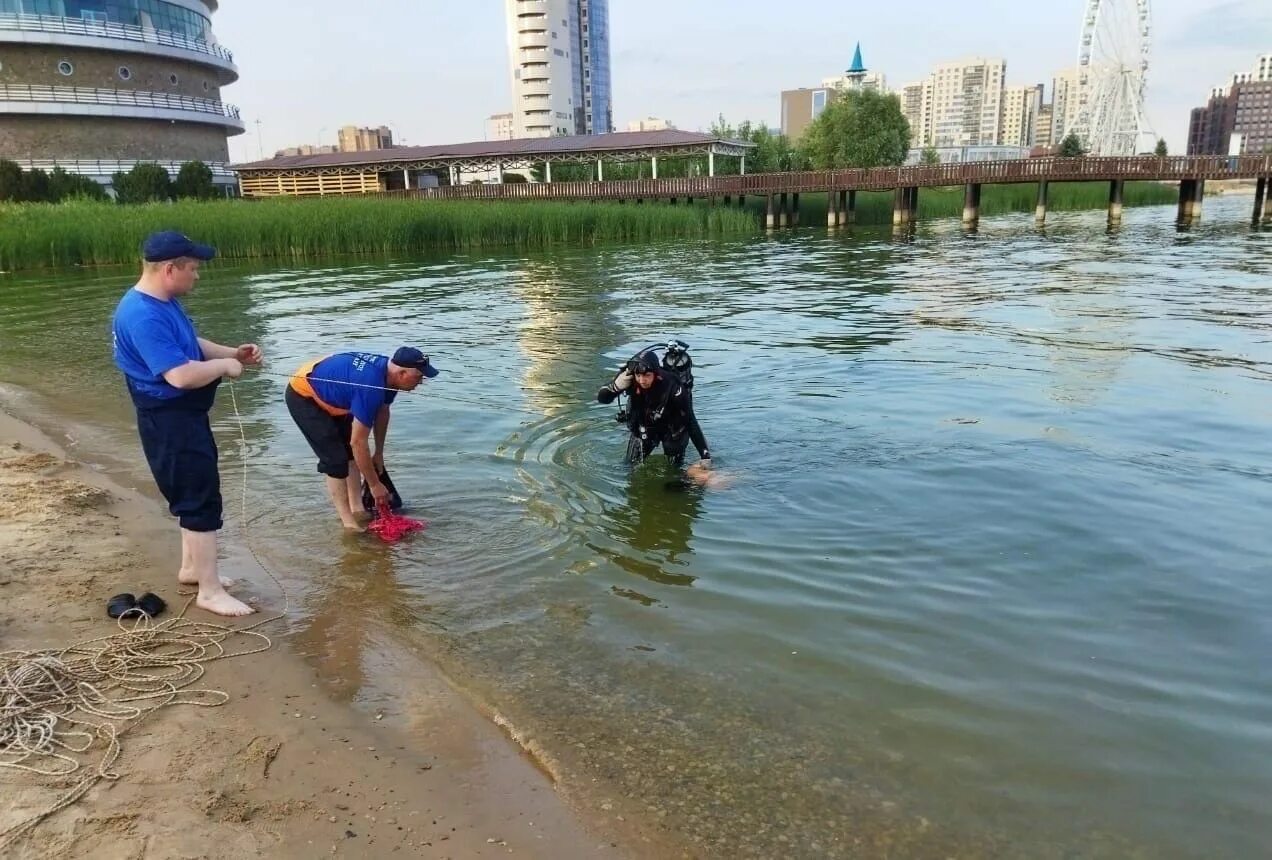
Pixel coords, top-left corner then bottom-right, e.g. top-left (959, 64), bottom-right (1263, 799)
top-left (0, 181), bottom-right (1179, 271)
top-left (0, 196), bottom-right (756, 271)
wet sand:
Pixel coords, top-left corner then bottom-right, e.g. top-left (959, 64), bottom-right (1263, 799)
top-left (0, 403), bottom-right (643, 859)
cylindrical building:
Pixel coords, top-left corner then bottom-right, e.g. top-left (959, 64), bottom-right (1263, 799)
top-left (0, 0), bottom-right (242, 192)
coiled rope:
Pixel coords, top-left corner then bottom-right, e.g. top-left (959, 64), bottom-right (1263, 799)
top-left (0, 381), bottom-right (286, 851)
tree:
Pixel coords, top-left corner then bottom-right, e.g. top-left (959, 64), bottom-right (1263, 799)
top-left (920, 146), bottom-right (941, 166)
top-left (174, 160), bottom-right (217, 200)
top-left (48, 167), bottom-right (107, 202)
top-left (113, 162), bottom-right (173, 204)
top-left (801, 89), bottom-right (911, 169)
top-left (17, 168), bottom-right (53, 203)
top-left (0, 160), bottom-right (22, 202)
top-left (1154, 138), bottom-right (1168, 156)
top-left (1059, 132), bottom-right (1087, 158)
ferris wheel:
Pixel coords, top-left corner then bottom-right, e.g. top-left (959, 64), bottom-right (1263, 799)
top-left (1073, 0), bottom-right (1154, 155)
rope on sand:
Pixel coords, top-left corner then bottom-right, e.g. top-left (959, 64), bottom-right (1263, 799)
top-left (0, 381), bottom-right (286, 851)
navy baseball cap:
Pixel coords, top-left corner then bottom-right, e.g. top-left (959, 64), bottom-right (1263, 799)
top-left (142, 231), bottom-right (216, 263)
top-left (391, 346), bottom-right (440, 378)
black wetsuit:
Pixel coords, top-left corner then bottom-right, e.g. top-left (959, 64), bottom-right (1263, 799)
top-left (598, 369), bottom-right (710, 465)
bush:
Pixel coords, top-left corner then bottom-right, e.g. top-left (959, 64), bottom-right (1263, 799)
top-left (0, 160), bottom-right (22, 202)
top-left (174, 160), bottom-right (217, 200)
top-left (49, 167), bottom-right (108, 202)
top-left (113, 163), bottom-right (173, 204)
top-left (17, 168), bottom-right (53, 203)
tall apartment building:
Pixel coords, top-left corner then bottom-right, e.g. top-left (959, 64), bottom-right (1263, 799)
top-left (926, 58), bottom-right (1006, 147)
top-left (486, 112), bottom-right (515, 141)
top-left (0, 0), bottom-right (241, 192)
top-left (1051, 68), bottom-right (1082, 144)
top-left (1188, 54), bottom-right (1272, 156)
top-left (504, 0), bottom-right (612, 138)
top-left (337, 125), bottom-right (393, 152)
top-left (1034, 103), bottom-right (1055, 148)
top-left (1001, 84), bottom-right (1043, 147)
top-left (900, 80), bottom-right (933, 146)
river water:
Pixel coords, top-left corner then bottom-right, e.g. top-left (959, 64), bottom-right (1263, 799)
top-left (2, 199), bottom-right (1270, 857)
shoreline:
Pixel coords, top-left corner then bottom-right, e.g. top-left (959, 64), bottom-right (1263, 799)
top-left (0, 396), bottom-right (642, 859)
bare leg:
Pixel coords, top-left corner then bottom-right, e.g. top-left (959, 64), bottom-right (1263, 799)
top-left (178, 531), bottom-right (234, 588)
top-left (184, 529), bottom-right (254, 617)
top-left (327, 474), bottom-right (364, 531)
top-left (345, 460), bottom-right (364, 515)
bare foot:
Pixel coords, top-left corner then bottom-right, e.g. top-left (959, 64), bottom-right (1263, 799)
top-left (179, 570), bottom-right (235, 588)
top-left (196, 591), bottom-right (256, 617)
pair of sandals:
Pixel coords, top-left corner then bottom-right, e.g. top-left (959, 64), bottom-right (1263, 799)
top-left (106, 592), bottom-right (167, 620)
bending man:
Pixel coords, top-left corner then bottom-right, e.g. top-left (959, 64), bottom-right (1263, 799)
top-left (597, 351), bottom-right (711, 468)
top-left (286, 348), bottom-right (438, 528)
top-left (111, 231), bottom-right (261, 618)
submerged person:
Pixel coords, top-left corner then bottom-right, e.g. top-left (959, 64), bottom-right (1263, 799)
top-left (111, 231), bottom-right (261, 617)
top-left (597, 350), bottom-right (712, 472)
top-left (286, 347), bottom-right (438, 529)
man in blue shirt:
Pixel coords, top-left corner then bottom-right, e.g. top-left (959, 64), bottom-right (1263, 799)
top-left (286, 348), bottom-right (438, 528)
top-left (112, 231), bottom-right (262, 617)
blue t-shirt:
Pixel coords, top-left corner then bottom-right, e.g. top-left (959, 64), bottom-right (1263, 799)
top-left (308, 352), bottom-right (398, 426)
top-left (112, 288), bottom-right (203, 401)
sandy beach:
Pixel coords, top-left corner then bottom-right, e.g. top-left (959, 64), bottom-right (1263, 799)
top-left (0, 403), bottom-right (643, 860)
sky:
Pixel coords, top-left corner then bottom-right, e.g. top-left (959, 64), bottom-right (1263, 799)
top-left (216, 0), bottom-right (1272, 163)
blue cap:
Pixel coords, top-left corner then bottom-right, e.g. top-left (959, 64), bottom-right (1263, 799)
top-left (142, 231), bottom-right (216, 263)
top-left (391, 346), bottom-right (440, 378)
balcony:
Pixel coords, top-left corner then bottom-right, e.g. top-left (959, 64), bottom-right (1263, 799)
top-left (0, 84), bottom-right (244, 132)
top-left (0, 13), bottom-right (237, 80)
top-left (517, 31), bottom-right (549, 49)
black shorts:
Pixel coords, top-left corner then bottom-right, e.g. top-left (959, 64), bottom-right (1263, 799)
top-left (136, 406), bottom-right (222, 532)
top-left (286, 385), bottom-right (354, 478)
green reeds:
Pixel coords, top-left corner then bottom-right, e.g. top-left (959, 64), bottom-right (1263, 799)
top-left (0, 197), bottom-right (757, 271)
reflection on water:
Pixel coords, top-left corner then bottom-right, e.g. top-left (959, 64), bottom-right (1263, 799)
top-left (2, 200), bottom-right (1272, 858)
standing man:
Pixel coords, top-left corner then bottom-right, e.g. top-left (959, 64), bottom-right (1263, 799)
top-left (597, 351), bottom-right (711, 468)
top-left (112, 231), bottom-right (260, 617)
top-left (285, 348), bottom-right (438, 529)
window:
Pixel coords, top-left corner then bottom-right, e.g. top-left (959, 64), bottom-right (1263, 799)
top-left (118, 65), bottom-right (132, 80)
top-left (57, 60), bottom-right (73, 76)
top-left (169, 73), bottom-right (179, 85)
top-left (81, 9), bottom-right (107, 22)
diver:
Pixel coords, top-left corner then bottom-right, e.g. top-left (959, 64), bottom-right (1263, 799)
top-left (597, 341), bottom-right (712, 470)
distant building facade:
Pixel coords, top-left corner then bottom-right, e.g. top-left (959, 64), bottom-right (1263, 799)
top-left (1001, 84), bottom-right (1043, 147)
top-left (276, 144), bottom-right (338, 157)
top-left (781, 87), bottom-right (835, 139)
top-left (338, 125), bottom-right (393, 152)
top-left (487, 112), bottom-right (515, 140)
top-left (1187, 55), bottom-right (1272, 156)
top-left (0, 0), bottom-right (242, 191)
top-left (504, 0), bottom-right (612, 138)
top-left (898, 57), bottom-right (1006, 148)
top-left (1050, 68), bottom-right (1081, 145)
top-left (626, 117), bottom-right (674, 132)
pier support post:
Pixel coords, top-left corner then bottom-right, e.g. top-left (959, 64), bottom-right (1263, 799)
top-left (1177, 179), bottom-right (1194, 222)
top-left (1191, 179), bottom-right (1206, 221)
top-left (1035, 180), bottom-right (1049, 223)
top-left (907, 186), bottom-right (919, 222)
top-left (893, 187), bottom-right (907, 226)
top-left (738, 194), bottom-right (745, 208)
top-left (962, 183), bottom-right (981, 227)
top-left (1253, 178), bottom-right (1266, 225)
top-left (779, 192), bottom-right (790, 228)
top-left (766, 194), bottom-right (776, 229)
top-left (844, 189), bottom-right (856, 225)
top-left (791, 193), bottom-right (800, 227)
top-left (1108, 179), bottom-right (1124, 224)
top-left (827, 188), bottom-right (840, 227)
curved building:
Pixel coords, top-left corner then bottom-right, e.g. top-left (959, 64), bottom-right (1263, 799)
top-left (0, 0), bottom-right (242, 190)
top-left (504, 0), bottom-right (611, 139)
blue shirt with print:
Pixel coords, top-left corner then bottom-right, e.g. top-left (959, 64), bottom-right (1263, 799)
top-left (112, 288), bottom-right (203, 401)
top-left (309, 352), bottom-right (398, 426)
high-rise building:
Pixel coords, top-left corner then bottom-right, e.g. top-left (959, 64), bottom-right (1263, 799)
top-left (900, 80), bottom-right (933, 147)
top-left (0, 0), bottom-right (242, 192)
top-left (925, 57), bottom-right (1006, 147)
top-left (1188, 79), bottom-right (1272, 156)
top-left (1034, 103), bottom-right (1055, 148)
top-left (487, 112), bottom-right (515, 141)
top-left (1051, 68), bottom-right (1082, 145)
top-left (338, 125), bottom-right (393, 152)
top-left (1001, 84), bottom-right (1043, 147)
top-left (275, 144), bottom-right (338, 157)
top-left (626, 117), bottom-right (674, 132)
top-left (504, 0), bottom-right (612, 139)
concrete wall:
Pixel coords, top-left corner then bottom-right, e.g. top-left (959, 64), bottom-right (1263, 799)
top-left (0, 44), bottom-right (224, 100)
top-left (0, 115), bottom-right (229, 161)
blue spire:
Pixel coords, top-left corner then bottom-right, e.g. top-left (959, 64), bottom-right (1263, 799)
top-left (848, 42), bottom-right (866, 74)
